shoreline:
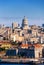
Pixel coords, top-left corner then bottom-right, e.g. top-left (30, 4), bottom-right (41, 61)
top-left (0, 58), bottom-right (44, 64)
top-left (0, 61), bottom-right (40, 65)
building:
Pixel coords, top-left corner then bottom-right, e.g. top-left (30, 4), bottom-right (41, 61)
top-left (30, 37), bottom-right (39, 43)
top-left (19, 43), bottom-right (44, 58)
top-left (6, 49), bottom-right (16, 56)
top-left (18, 47), bottom-right (35, 58)
top-left (22, 16), bottom-right (29, 29)
top-left (0, 40), bottom-right (12, 49)
top-left (10, 33), bottom-right (24, 42)
top-left (12, 22), bottom-right (19, 30)
top-left (0, 35), bottom-right (3, 40)
top-left (42, 24), bottom-right (44, 28)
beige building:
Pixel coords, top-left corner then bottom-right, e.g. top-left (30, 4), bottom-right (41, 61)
top-left (10, 33), bottom-right (24, 42)
top-left (34, 44), bottom-right (44, 58)
top-left (30, 37), bottom-right (39, 43)
top-left (32, 29), bottom-right (38, 37)
top-left (12, 22), bottom-right (18, 29)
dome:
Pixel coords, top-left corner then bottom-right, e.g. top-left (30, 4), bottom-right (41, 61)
top-left (22, 16), bottom-right (28, 25)
top-left (22, 16), bottom-right (28, 28)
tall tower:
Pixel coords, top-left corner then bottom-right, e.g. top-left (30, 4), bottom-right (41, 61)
top-left (22, 16), bottom-right (29, 29)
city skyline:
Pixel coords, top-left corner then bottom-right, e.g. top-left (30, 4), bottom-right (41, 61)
top-left (0, 0), bottom-right (44, 26)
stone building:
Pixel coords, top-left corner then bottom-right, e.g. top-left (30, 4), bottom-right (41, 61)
top-left (22, 16), bottom-right (29, 29)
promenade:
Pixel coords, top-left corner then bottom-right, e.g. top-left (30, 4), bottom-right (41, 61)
top-left (1, 58), bottom-right (44, 63)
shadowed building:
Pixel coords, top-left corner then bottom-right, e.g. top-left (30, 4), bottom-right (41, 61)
top-left (6, 49), bottom-right (16, 56)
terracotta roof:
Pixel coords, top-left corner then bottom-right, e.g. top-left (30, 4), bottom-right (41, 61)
top-left (33, 44), bottom-right (42, 48)
top-left (0, 40), bottom-right (10, 44)
top-left (21, 43), bottom-right (28, 48)
top-left (21, 43), bottom-right (42, 48)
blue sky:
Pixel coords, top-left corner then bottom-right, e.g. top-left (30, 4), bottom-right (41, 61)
top-left (0, 0), bottom-right (44, 26)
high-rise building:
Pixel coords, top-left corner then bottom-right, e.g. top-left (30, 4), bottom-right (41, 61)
top-left (42, 24), bottom-right (44, 28)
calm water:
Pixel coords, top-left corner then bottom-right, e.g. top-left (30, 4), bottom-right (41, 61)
top-left (0, 64), bottom-right (29, 65)
top-left (0, 63), bottom-right (44, 65)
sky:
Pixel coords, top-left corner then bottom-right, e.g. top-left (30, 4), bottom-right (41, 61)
top-left (0, 0), bottom-right (44, 26)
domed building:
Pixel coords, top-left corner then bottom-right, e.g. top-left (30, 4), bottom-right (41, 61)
top-left (22, 16), bottom-right (29, 29)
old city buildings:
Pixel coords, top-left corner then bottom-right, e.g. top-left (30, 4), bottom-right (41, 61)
top-left (0, 16), bottom-right (44, 58)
